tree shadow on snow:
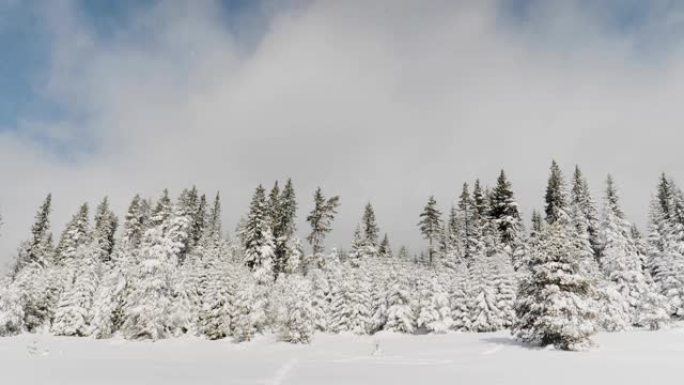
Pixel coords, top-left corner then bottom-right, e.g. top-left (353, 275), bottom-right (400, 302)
top-left (480, 336), bottom-right (542, 351)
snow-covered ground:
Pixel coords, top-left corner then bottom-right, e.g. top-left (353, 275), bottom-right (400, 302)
top-left (3, 326), bottom-right (684, 385)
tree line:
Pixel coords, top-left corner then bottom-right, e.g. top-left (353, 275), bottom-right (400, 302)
top-left (0, 162), bottom-right (682, 350)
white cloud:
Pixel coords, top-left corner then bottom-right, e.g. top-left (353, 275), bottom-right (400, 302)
top-left (2, 0), bottom-right (684, 268)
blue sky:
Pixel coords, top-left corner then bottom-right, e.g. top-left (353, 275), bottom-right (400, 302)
top-left (0, 0), bottom-right (264, 129)
top-left (1, 0), bottom-right (682, 146)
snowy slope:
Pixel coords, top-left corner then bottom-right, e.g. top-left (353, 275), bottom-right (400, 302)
top-left (2, 326), bottom-right (684, 385)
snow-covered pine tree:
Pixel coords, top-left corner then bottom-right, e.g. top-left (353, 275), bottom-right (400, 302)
top-left (368, 260), bottom-right (389, 333)
top-left (89, 262), bottom-right (127, 338)
top-left (0, 277), bottom-right (24, 336)
top-left (203, 192), bottom-right (223, 247)
top-left (329, 262), bottom-right (371, 334)
top-left (646, 176), bottom-right (684, 317)
top-left (415, 273), bottom-right (452, 333)
top-left (418, 196), bottom-right (442, 265)
top-left (378, 234), bottom-right (392, 259)
top-left (14, 194), bottom-right (54, 273)
top-left (93, 197), bottom-right (118, 262)
top-left (51, 241), bottom-right (101, 336)
top-left (55, 203), bottom-right (91, 266)
top-left (599, 176), bottom-right (669, 329)
top-left (242, 185), bottom-right (276, 284)
top-left (122, 191), bottom-right (187, 340)
top-left (449, 263), bottom-right (471, 331)
top-left (280, 275), bottom-right (314, 343)
top-left (397, 245), bottom-right (410, 261)
top-left (469, 253), bottom-right (502, 332)
top-left (544, 160), bottom-right (567, 224)
top-left (231, 272), bottom-right (264, 342)
top-left (489, 170), bottom-right (522, 246)
top-left (513, 163), bottom-right (598, 350)
top-left (570, 167), bottom-right (601, 254)
top-left (513, 217), bottom-right (599, 350)
top-left (348, 224), bottom-right (364, 264)
top-left (360, 203), bottom-right (380, 258)
top-left (122, 194), bottom-right (146, 250)
top-left (384, 265), bottom-right (415, 333)
top-left (489, 170), bottom-right (527, 274)
top-left (306, 187), bottom-right (340, 268)
top-left (442, 205), bottom-right (462, 267)
top-left (568, 168), bottom-right (603, 280)
top-left (197, 247), bottom-right (235, 340)
top-left (308, 267), bottom-right (331, 332)
top-left (457, 183), bottom-right (476, 267)
top-left (191, 193), bottom-right (207, 248)
top-left (122, 223), bottom-right (174, 340)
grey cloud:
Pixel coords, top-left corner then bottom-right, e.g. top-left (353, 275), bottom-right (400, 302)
top-left (1, 0), bottom-right (684, 269)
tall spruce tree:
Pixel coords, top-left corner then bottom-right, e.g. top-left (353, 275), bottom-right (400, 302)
top-left (489, 170), bottom-right (521, 245)
top-left (418, 196), bottom-right (442, 265)
top-left (513, 164), bottom-right (598, 351)
top-left (599, 176), bottom-right (669, 329)
top-left (55, 203), bottom-right (91, 266)
top-left (545, 160), bottom-right (567, 225)
top-left (457, 183), bottom-right (475, 265)
top-left (93, 197), bottom-right (118, 262)
top-left (306, 187), bottom-right (340, 264)
top-left (362, 203), bottom-right (380, 249)
top-left (15, 194), bottom-right (54, 272)
top-left (242, 185), bottom-right (275, 283)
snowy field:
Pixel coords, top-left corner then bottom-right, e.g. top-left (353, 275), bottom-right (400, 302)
top-left (3, 326), bottom-right (684, 385)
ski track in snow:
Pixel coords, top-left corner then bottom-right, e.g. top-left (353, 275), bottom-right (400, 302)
top-left (268, 358), bottom-right (298, 385)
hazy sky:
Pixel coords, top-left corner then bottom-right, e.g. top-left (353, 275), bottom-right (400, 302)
top-left (2, 0), bottom-right (684, 269)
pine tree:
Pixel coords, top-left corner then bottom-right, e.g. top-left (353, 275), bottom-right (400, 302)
top-left (416, 274), bottom-right (452, 333)
top-left (122, 191), bottom-right (188, 340)
top-left (469, 254), bottom-right (502, 332)
top-left (457, 183), bottom-right (475, 266)
top-left (242, 185), bottom-right (276, 283)
top-left (449, 264), bottom-right (471, 331)
top-left (122, 195), bottom-right (146, 249)
top-left (361, 203), bottom-right (380, 251)
top-left (599, 176), bottom-right (669, 329)
top-left (197, 247), bottom-right (234, 340)
top-left (0, 277), bottom-right (24, 336)
top-left (490, 170), bottom-right (522, 245)
top-left (309, 267), bottom-right (330, 332)
top-left (418, 196), bottom-right (442, 265)
top-left (93, 197), bottom-right (118, 262)
top-left (397, 246), bottom-right (411, 261)
top-left (329, 263), bottom-right (371, 334)
top-left (89, 263), bottom-right (127, 338)
top-left (379, 234), bottom-right (392, 258)
top-left (384, 267), bottom-right (415, 333)
top-left (568, 167), bottom-right (602, 280)
top-left (513, 165), bottom-right (598, 351)
top-left (570, 166), bottom-right (600, 254)
top-left (51, 241), bottom-right (101, 336)
top-left (306, 187), bottom-right (340, 266)
top-left (231, 273), bottom-right (261, 342)
top-left (442, 205), bottom-right (461, 265)
top-left (204, 192), bottom-right (223, 246)
top-left (280, 275), bottom-right (314, 343)
top-left (513, 219), bottom-right (598, 350)
top-left (14, 194), bottom-right (54, 273)
top-left (191, 193), bottom-right (207, 248)
top-left (55, 203), bottom-right (91, 266)
top-left (545, 160), bottom-right (567, 225)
